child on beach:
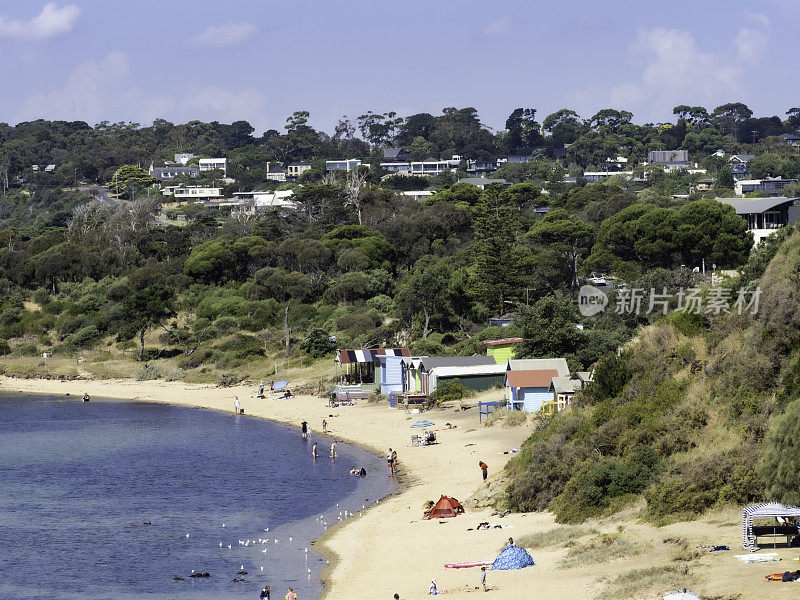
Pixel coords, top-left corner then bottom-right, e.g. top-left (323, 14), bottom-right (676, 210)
top-left (234, 397), bottom-right (240, 413)
top-left (301, 420), bottom-right (308, 439)
top-left (428, 579), bottom-right (437, 595)
top-left (481, 567), bottom-right (487, 591)
top-left (387, 448), bottom-right (394, 474)
top-left (330, 441), bottom-right (337, 459)
top-left (260, 585), bottom-right (270, 599)
top-left (479, 461), bottom-right (488, 482)
top-left (312, 442), bottom-right (318, 459)
top-left (285, 587), bottom-right (297, 600)
top-left (322, 419), bottom-right (327, 433)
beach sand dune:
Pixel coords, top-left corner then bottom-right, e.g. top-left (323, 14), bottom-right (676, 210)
top-left (2, 376), bottom-right (797, 600)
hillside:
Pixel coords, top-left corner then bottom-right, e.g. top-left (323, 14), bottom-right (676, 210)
top-left (504, 225), bottom-right (800, 522)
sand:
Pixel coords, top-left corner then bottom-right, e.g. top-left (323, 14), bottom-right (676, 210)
top-left (3, 375), bottom-right (799, 600)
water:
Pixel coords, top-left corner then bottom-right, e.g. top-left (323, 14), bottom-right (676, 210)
top-left (0, 393), bottom-right (396, 600)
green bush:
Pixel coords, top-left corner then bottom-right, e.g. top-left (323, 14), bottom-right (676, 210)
top-left (759, 399), bottom-right (800, 504)
top-left (13, 343), bottom-right (39, 357)
top-left (427, 379), bottom-right (471, 407)
top-left (0, 339), bottom-right (10, 355)
top-left (217, 371), bottom-right (247, 386)
top-left (136, 364), bottom-right (164, 381)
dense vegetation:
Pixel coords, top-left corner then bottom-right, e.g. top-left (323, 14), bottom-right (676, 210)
top-left (505, 227), bottom-right (800, 522)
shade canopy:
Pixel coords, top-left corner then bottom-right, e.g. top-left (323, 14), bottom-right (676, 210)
top-left (491, 545), bottom-right (534, 570)
top-left (742, 502), bottom-right (800, 551)
top-left (272, 380), bottom-right (288, 391)
top-left (411, 420), bottom-right (435, 429)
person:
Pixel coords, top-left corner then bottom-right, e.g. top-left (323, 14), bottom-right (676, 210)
top-left (391, 448), bottom-right (398, 473)
top-left (387, 448), bottom-right (394, 474)
top-left (322, 419), bottom-right (328, 433)
top-left (330, 441), bottom-right (337, 459)
top-left (260, 585), bottom-right (271, 599)
top-left (479, 461), bottom-right (488, 482)
top-left (393, 594), bottom-right (400, 600)
top-left (234, 396), bottom-right (240, 413)
top-left (301, 421), bottom-right (308, 439)
top-left (359, 467), bottom-right (367, 477)
top-left (285, 587), bottom-right (297, 600)
top-left (481, 566), bottom-right (487, 592)
top-left (258, 381), bottom-right (265, 398)
top-left (428, 579), bottom-right (437, 595)
top-left (507, 537), bottom-right (515, 547)
top-left (82, 393), bottom-right (90, 402)
top-left (312, 442), bottom-right (318, 459)
top-left (269, 381), bottom-right (275, 391)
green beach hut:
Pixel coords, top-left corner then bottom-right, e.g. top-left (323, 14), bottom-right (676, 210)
top-left (483, 337), bottom-right (523, 365)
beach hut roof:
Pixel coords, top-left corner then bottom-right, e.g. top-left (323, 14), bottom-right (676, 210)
top-left (336, 348), bottom-right (410, 364)
top-left (506, 369), bottom-right (560, 388)
top-left (506, 358), bottom-right (569, 377)
top-left (490, 545), bottom-right (535, 570)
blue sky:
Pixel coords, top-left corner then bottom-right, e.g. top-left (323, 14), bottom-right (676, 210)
top-left (0, 0), bottom-right (798, 134)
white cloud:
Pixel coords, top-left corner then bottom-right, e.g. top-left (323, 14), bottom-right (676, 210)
top-left (483, 18), bottom-right (510, 36)
top-left (0, 3), bottom-right (80, 40)
top-left (606, 20), bottom-right (769, 120)
top-left (189, 23), bottom-right (257, 48)
top-left (17, 51), bottom-right (271, 131)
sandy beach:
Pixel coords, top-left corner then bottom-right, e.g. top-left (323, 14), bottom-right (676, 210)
top-left (4, 375), bottom-right (800, 600)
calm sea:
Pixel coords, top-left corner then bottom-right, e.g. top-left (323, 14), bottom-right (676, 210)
top-left (0, 393), bottom-right (395, 600)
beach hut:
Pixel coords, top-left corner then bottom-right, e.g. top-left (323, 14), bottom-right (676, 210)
top-left (482, 338), bottom-right (523, 365)
top-left (428, 495), bottom-right (465, 519)
top-left (375, 348), bottom-right (411, 395)
top-left (490, 545), bottom-right (535, 570)
top-left (506, 369), bottom-right (560, 413)
top-left (335, 348), bottom-right (409, 391)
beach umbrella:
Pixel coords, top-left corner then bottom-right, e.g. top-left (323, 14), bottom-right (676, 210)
top-left (272, 381), bottom-right (288, 391)
top-left (490, 546), bottom-right (535, 570)
top-left (410, 420), bottom-right (435, 428)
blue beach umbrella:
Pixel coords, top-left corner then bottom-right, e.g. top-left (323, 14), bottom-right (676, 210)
top-left (410, 420), bottom-right (435, 428)
top-left (491, 545), bottom-right (535, 570)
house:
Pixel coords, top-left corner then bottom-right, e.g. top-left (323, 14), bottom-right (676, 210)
top-left (489, 313), bottom-right (515, 328)
top-left (174, 153), bottom-right (196, 165)
top-left (379, 161), bottom-right (411, 174)
top-left (410, 159), bottom-right (454, 177)
top-left (583, 171), bottom-right (634, 183)
top-left (287, 162), bottom-right (311, 180)
top-left (695, 178), bottom-right (715, 192)
top-left (335, 348), bottom-right (410, 391)
top-left (728, 154), bottom-right (755, 180)
top-left (456, 177), bottom-right (510, 190)
top-left (606, 156), bottom-right (629, 170)
top-left (400, 190), bottom-right (435, 201)
top-left (231, 190), bottom-right (297, 210)
top-left (198, 158), bottom-right (227, 176)
top-left (505, 358), bottom-right (570, 413)
top-left (483, 338), bottom-right (523, 365)
top-left (504, 154), bottom-right (532, 164)
top-left (735, 177), bottom-right (797, 197)
top-left (383, 147), bottom-right (410, 162)
top-left (781, 133), bottom-right (800, 147)
top-left (375, 348), bottom-right (412, 395)
top-left (717, 197), bottom-right (798, 244)
top-left (647, 150), bottom-right (690, 171)
top-left (404, 356), bottom-right (500, 395)
top-left (326, 158), bottom-right (362, 172)
top-left (164, 185), bottom-right (223, 200)
top-left (265, 162), bottom-right (286, 182)
top-left (149, 164), bottom-right (200, 181)
top-left (466, 159), bottom-right (498, 177)
top-left (44, 164), bottom-right (56, 173)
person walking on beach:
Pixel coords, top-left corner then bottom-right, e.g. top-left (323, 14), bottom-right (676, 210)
top-left (312, 442), bottom-right (318, 459)
top-left (285, 587), bottom-right (297, 600)
top-left (258, 381), bottom-right (265, 398)
top-left (234, 396), bottom-right (240, 413)
top-left (391, 448), bottom-right (398, 474)
top-left (330, 441), bottom-right (337, 459)
top-left (387, 448), bottom-right (394, 474)
top-left (260, 585), bottom-right (270, 599)
top-left (322, 418), bottom-right (327, 433)
top-left (479, 461), bottom-right (488, 482)
top-left (480, 566), bottom-right (487, 592)
top-left (301, 420), bottom-right (309, 439)
top-left (428, 579), bottom-right (437, 595)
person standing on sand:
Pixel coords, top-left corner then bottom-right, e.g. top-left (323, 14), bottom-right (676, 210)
top-left (285, 587), bottom-right (297, 600)
top-left (330, 441), bottom-right (337, 459)
top-left (301, 420), bottom-right (308, 439)
top-left (312, 442), bottom-right (318, 459)
top-left (260, 585), bottom-right (270, 599)
top-left (258, 381), bottom-right (265, 397)
top-left (507, 537), bottom-right (515, 547)
top-left (322, 419), bottom-right (327, 433)
top-left (234, 396), bottom-right (240, 413)
top-left (479, 461), bottom-right (488, 482)
top-left (391, 448), bottom-right (398, 474)
top-left (481, 566), bottom-right (487, 591)
top-left (428, 579), bottom-right (437, 595)
top-left (387, 448), bottom-right (394, 474)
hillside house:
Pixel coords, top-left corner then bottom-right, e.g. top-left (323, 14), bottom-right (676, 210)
top-left (287, 162), bottom-right (311, 180)
top-left (505, 358), bottom-right (570, 413)
top-left (198, 158), bottom-right (227, 176)
top-left (647, 150), bottom-right (690, 171)
top-left (735, 178), bottom-right (797, 197)
top-left (717, 197), bottom-right (799, 244)
top-left (728, 154), bottom-right (755, 180)
top-left (326, 158), bottom-right (362, 172)
top-left (483, 338), bottom-right (523, 365)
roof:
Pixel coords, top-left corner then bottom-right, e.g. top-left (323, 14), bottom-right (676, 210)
top-left (431, 364), bottom-right (507, 378)
top-left (506, 369), bottom-right (559, 388)
top-left (717, 197), bottom-right (796, 215)
top-left (420, 356), bottom-right (497, 370)
top-left (549, 376), bottom-right (583, 394)
top-left (336, 348), bottom-right (410, 364)
top-left (483, 338), bottom-right (523, 346)
top-left (288, 161), bottom-right (311, 166)
top-left (457, 177), bottom-right (510, 187)
top-left (507, 358), bottom-right (569, 377)
top-left (782, 133), bottom-right (800, 140)
top-left (383, 147), bottom-right (407, 159)
top-left (729, 154), bottom-right (755, 162)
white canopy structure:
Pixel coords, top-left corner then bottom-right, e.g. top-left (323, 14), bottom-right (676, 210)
top-left (742, 502), bottom-right (800, 551)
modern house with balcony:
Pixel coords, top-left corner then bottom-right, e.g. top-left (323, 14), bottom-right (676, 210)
top-left (735, 178), bottom-right (797, 197)
top-left (326, 158), bottom-right (362, 171)
top-left (149, 165), bottom-right (200, 180)
top-left (717, 197), bottom-right (799, 244)
top-left (647, 150), bottom-right (690, 171)
top-left (198, 158), bottom-right (227, 176)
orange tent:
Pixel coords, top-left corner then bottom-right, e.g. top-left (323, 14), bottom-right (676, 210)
top-left (428, 495), bottom-right (465, 519)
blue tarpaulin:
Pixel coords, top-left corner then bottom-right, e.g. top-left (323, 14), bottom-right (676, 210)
top-left (272, 381), bottom-right (288, 391)
top-left (410, 420), bottom-right (435, 428)
top-left (491, 546), bottom-right (535, 570)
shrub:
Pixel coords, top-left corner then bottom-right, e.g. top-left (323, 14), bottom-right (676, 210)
top-left (217, 371), bottom-right (247, 386)
top-left (759, 398), bottom-right (800, 504)
top-left (0, 339), bottom-right (10, 355)
top-left (67, 325), bottom-right (101, 349)
top-left (213, 316), bottom-right (238, 335)
top-left (427, 379), bottom-right (471, 407)
top-left (136, 364), bottom-right (164, 381)
top-left (13, 344), bottom-right (40, 357)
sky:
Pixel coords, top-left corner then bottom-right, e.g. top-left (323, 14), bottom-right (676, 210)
top-left (0, 0), bottom-right (798, 135)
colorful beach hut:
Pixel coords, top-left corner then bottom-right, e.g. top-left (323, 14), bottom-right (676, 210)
top-left (483, 338), bottom-right (523, 365)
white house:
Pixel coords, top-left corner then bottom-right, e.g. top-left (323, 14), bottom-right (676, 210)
top-left (410, 159), bottom-right (454, 176)
top-left (735, 178), bottom-right (797, 197)
top-left (647, 150), bottom-right (690, 171)
top-left (326, 158), bottom-right (362, 172)
top-left (717, 197), bottom-right (798, 244)
top-left (232, 190), bottom-right (297, 210)
top-left (265, 162), bottom-right (286, 182)
top-left (505, 358), bottom-right (570, 413)
top-left (198, 158), bottom-right (227, 176)
top-left (400, 190), bottom-right (435, 201)
top-left (174, 153), bottom-right (196, 165)
top-left (164, 186), bottom-right (223, 200)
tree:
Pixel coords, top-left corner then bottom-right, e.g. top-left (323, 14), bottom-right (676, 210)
top-left (543, 109), bottom-right (584, 146)
top-left (527, 209), bottom-right (593, 288)
top-left (344, 168), bottom-right (368, 225)
top-left (516, 295), bottom-right (586, 359)
top-left (673, 200), bottom-right (753, 267)
top-left (109, 165), bottom-right (155, 200)
top-left (285, 110), bottom-right (310, 131)
top-left (119, 285), bottom-right (175, 361)
top-left (759, 398), bottom-right (800, 504)
top-left (716, 165), bottom-right (735, 189)
top-left (395, 256), bottom-right (452, 339)
top-left (505, 108), bottom-right (541, 151)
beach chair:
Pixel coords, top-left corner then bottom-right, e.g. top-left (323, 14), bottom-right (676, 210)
top-left (411, 435), bottom-right (420, 447)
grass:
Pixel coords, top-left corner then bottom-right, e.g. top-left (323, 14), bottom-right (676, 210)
top-left (516, 526), bottom-right (590, 549)
top-left (484, 408), bottom-right (529, 427)
top-left (602, 564), bottom-right (693, 599)
top-left (558, 533), bottom-right (648, 569)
